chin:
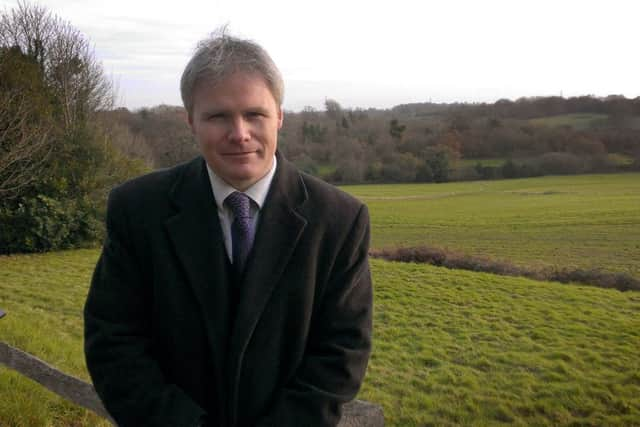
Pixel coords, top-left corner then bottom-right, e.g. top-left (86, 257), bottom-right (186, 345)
top-left (225, 169), bottom-right (262, 186)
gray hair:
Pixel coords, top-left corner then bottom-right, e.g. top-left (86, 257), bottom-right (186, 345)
top-left (180, 28), bottom-right (284, 117)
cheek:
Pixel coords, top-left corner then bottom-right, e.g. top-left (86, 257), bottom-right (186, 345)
top-left (197, 125), bottom-right (225, 142)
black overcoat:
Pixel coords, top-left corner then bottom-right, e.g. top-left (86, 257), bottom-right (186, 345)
top-left (84, 153), bottom-right (373, 427)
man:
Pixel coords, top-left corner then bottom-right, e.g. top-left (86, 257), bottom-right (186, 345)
top-left (84, 30), bottom-right (372, 427)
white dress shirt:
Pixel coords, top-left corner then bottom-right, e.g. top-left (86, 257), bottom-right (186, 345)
top-left (206, 156), bottom-right (277, 263)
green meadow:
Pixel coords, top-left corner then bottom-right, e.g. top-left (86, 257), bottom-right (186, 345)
top-left (344, 173), bottom-right (640, 277)
top-left (2, 173), bottom-right (640, 426)
top-left (0, 250), bottom-right (109, 427)
top-left (458, 154), bottom-right (636, 169)
top-left (608, 153), bottom-right (636, 166)
top-left (361, 259), bottom-right (640, 426)
top-left (1, 251), bottom-right (639, 426)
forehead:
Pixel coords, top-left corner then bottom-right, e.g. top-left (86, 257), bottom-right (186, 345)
top-left (192, 72), bottom-right (277, 110)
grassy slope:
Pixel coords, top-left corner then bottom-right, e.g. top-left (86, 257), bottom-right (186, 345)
top-left (458, 154), bottom-right (635, 170)
top-left (362, 259), bottom-right (640, 426)
top-left (2, 251), bottom-right (640, 426)
top-left (343, 173), bottom-right (640, 277)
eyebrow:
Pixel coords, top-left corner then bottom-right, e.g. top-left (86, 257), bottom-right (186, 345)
top-left (201, 106), bottom-right (271, 116)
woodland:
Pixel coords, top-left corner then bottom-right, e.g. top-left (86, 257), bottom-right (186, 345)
top-left (109, 95), bottom-right (640, 184)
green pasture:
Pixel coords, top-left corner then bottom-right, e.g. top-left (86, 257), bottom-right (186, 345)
top-left (343, 173), bottom-right (640, 277)
top-left (361, 259), bottom-right (640, 426)
top-left (528, 113), bottom-right (609, 130)
top-left (608, 153), bottom-right (635, 166)
top-left (1, 251), bottom-right (639, 426)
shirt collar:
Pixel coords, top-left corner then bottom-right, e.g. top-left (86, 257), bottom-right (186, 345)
top-left (206, 155), bottom-right (277, 211)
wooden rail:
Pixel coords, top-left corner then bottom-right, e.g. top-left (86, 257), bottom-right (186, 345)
top-left (0, 340), bottom-right (383, 426)
top-left (0, 341), bottom-right (115, 423)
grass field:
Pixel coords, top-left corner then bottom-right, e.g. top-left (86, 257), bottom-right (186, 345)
top-left (0, 250), bottom-right (109, 427)
top-left (361, 259), bottom-right (640, 426)
top-left (1, 251), bottom-right (639, 426)
top-left (2, 173), bottom-right (640, 425)
top-left (608, 153), bottom-right (635, 166)
top-left (343, 173), bottom-right (640, 277)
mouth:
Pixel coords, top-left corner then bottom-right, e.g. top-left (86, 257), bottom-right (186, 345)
top-left (223, 151), bottom-right (256, 156)
top-left (221, 151), bottom-right (259, 163)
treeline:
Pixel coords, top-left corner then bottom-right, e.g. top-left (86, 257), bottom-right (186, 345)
top-left (278, 97), bottom-right (640, 183)
top-left (392, 94), bottom-right (640, 119)
top-left (0, 3), bottom-right (148, 254)
top-left (107, 95), bottom-right (640, 184)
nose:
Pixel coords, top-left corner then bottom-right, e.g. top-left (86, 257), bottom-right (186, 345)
top-left (228, 116), bottom-right (250, 143)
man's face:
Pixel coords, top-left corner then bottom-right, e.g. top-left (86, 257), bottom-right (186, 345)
top-left (189, 72), bottom-right (283, 191)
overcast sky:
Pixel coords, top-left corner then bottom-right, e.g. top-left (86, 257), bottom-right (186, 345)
top-left (2, 0), bottom-right (639, 111)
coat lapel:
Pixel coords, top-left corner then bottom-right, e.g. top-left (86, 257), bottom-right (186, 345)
top-left (228, 154), bottom-right (308, 409)
top-left (163, 158), bottom-right (230, 408)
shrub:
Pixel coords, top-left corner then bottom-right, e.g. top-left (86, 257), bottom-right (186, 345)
top-left (382, 152), bottom-right (419, 182)
top-left (0, 195), bottom-right (102, 254)
top-left (370, 245), bottom-right (640, 292)
top-left (536, 152), bottom-right (587, 175)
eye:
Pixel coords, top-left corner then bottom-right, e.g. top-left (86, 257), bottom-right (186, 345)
top-left (246, 111), bottom-right (265, 119)
top-left (207, 113), bottom-right (225, 120)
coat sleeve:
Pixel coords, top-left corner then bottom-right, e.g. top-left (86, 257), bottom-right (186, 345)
top-left (258, 204), bottom-right (373, 427)
top-left (84, 189), bottom-right (206, 427)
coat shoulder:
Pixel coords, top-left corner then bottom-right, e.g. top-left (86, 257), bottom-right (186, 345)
top-left (107, 157), bottom-right (200, 211)
top-left (298, 171), bottom-right (366, 221)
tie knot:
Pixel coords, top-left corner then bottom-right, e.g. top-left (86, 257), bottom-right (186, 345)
top-left (225, 191), bottom-right (251, 219)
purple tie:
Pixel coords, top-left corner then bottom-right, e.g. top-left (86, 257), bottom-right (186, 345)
top-left (225, 192), bottom-right (254, 274)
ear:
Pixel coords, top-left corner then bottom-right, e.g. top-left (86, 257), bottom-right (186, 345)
top-left (187, 112), bottom-right (195, 133)
top-left (277, 107), bottom-right (284, 130)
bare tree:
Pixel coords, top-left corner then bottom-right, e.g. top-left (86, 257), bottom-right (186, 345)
top-left (0, 91), bottom-right (51, 199)
top-left (97, 113), bottom-right (155, 167)
top-left (1, 1), bottom-right (113, 130)
top-left (0, 1), bottom-right (117, 200)
top-left (0, 1), bottom-right (53, 66)
top-left (47, 19), bottom-right (114, 129)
